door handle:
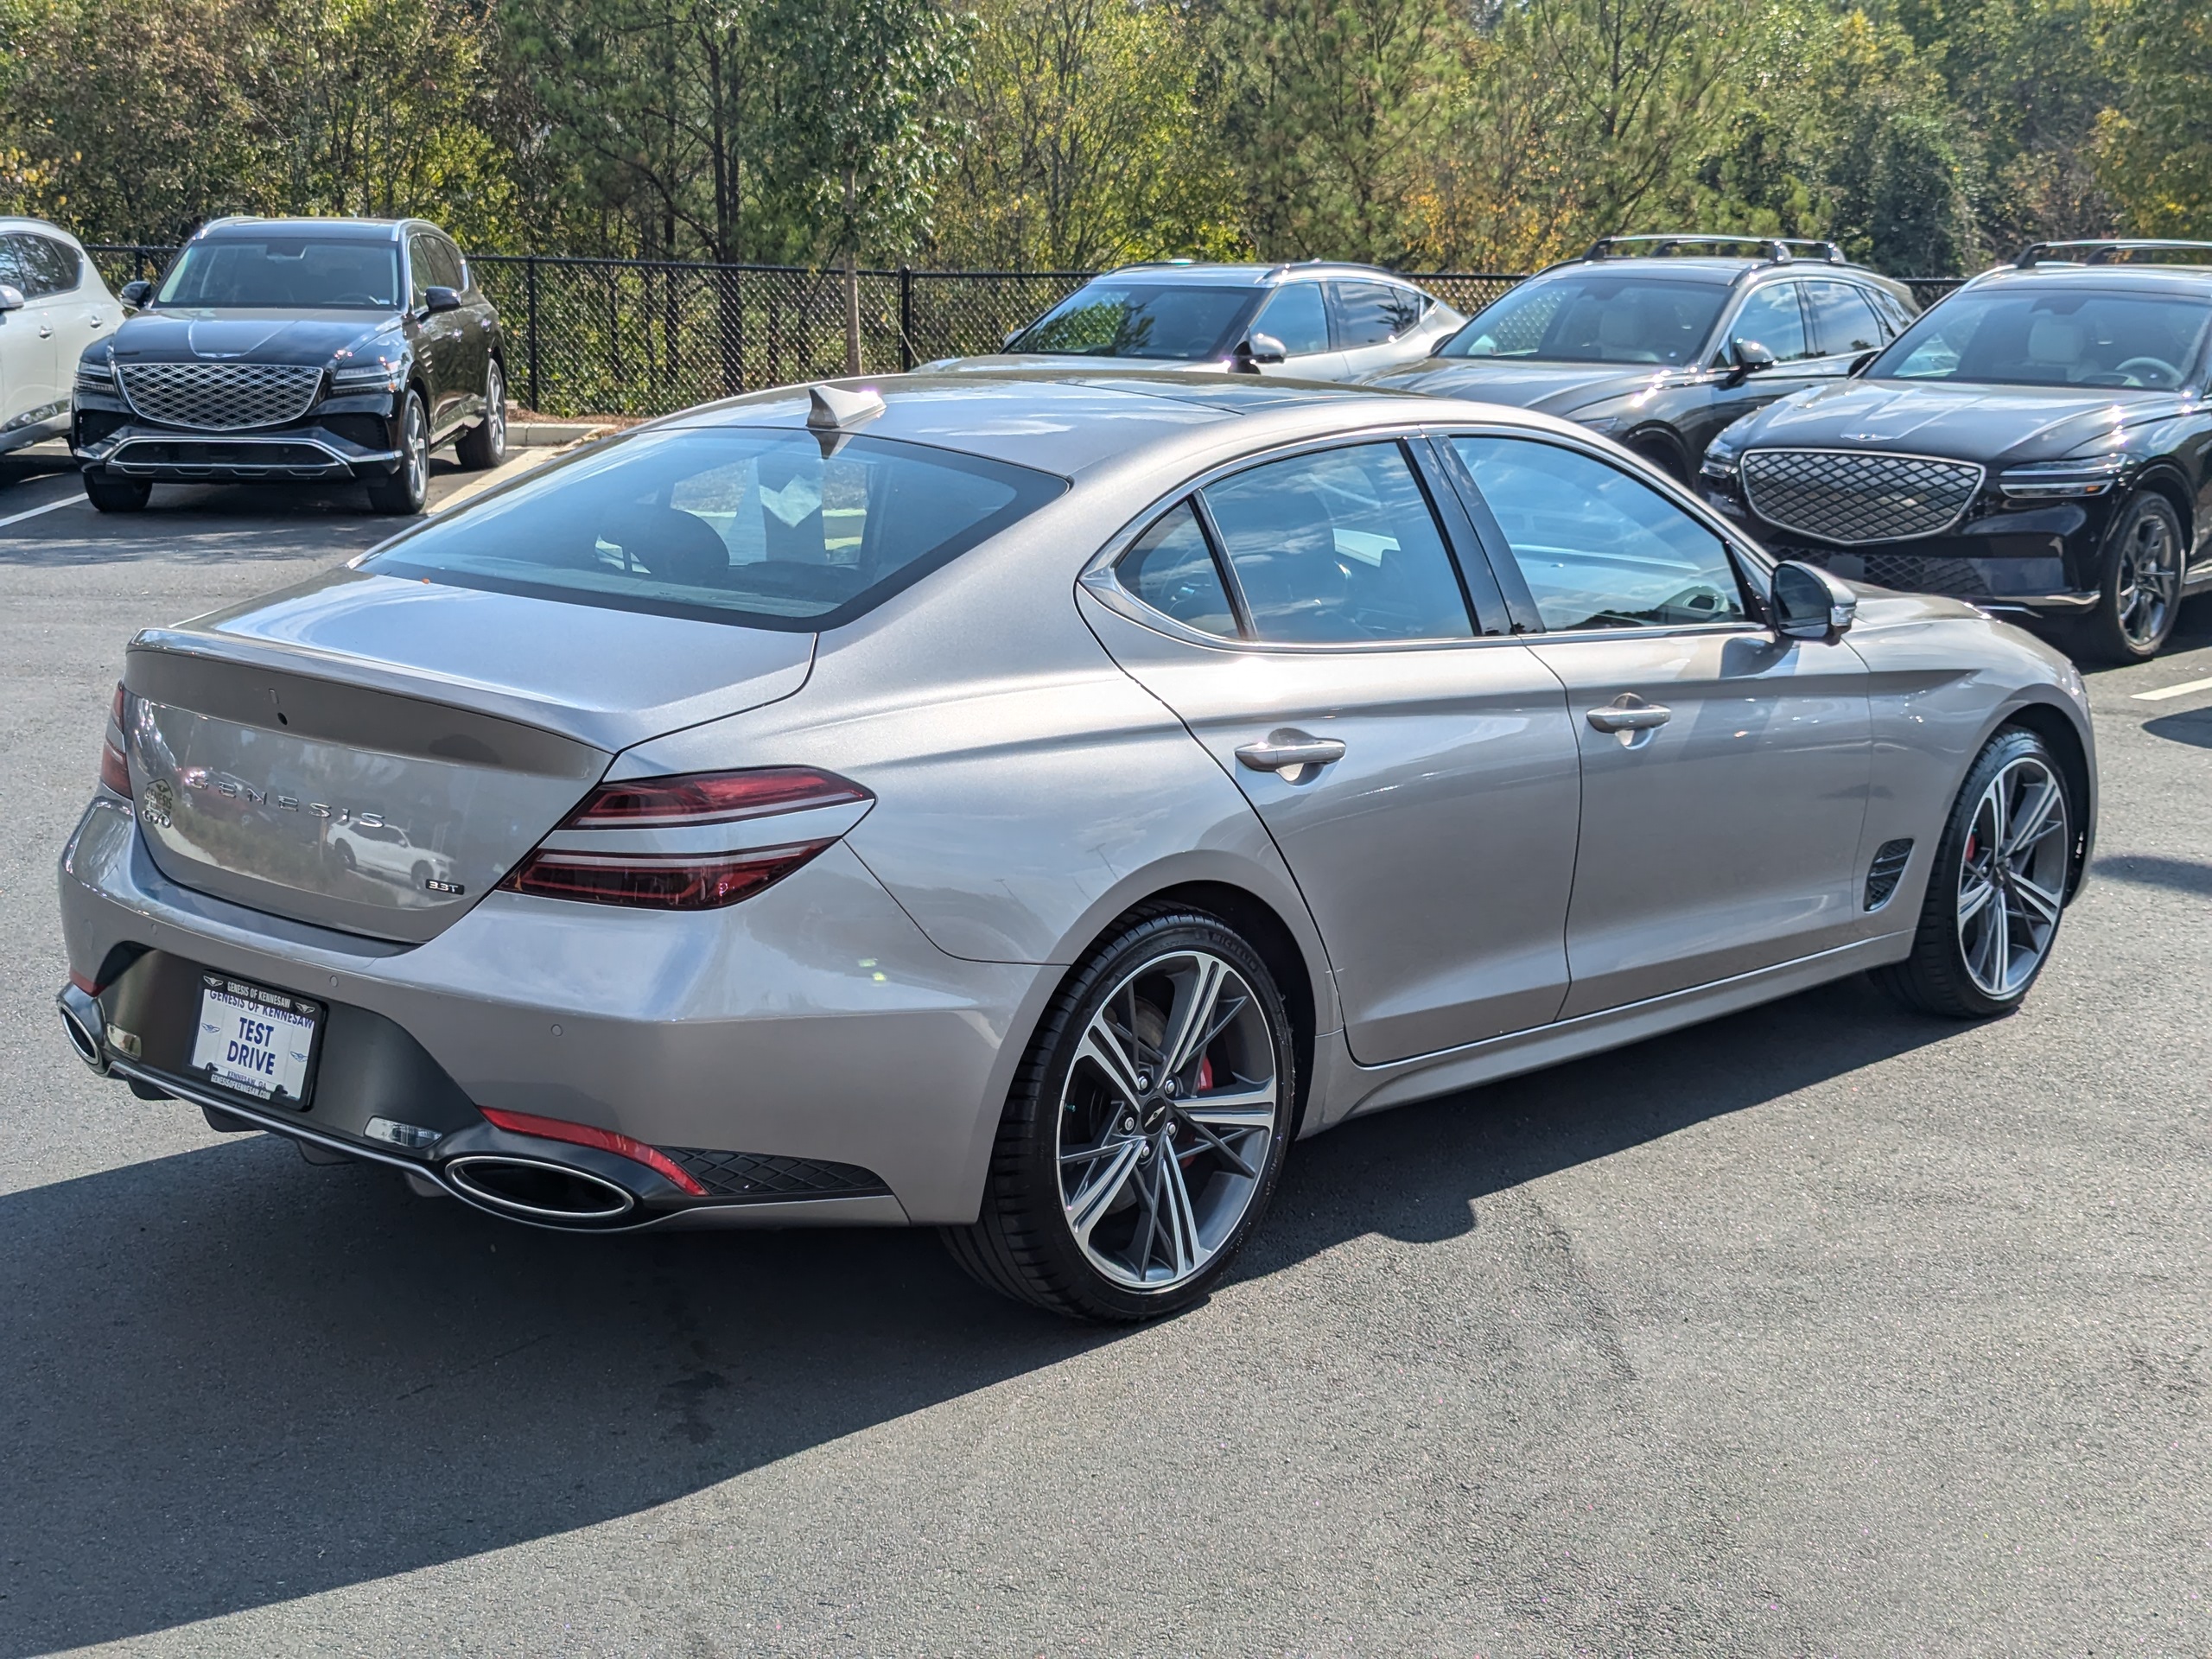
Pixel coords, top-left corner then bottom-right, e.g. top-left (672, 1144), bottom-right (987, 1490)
top-left (1585, 697), bottom-right (1672, 733)
top-left (1236, 729), bottom-right (1347, 773)
top-left (37, 321), bottom-right (53, 338)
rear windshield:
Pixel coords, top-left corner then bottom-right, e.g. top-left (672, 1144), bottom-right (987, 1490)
top-left (157, 238), bottom-right (404, 309)
top-left (362, 427), bottom-right (1066, 631)
top-left (1867, 287), bottom-right (2212, 389)
top-left (1440, 275), bottom-right (1728, 366)
top-left (1007, 283), bottom-right (1260, 360)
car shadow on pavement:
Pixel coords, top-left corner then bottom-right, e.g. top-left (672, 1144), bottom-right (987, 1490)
top-left (0, 973), bottom-right (1955, 1654)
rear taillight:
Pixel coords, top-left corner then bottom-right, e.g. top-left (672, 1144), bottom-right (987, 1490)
top-left (499, 767), bottom-right (871, 912)
top-left (99, 683), bottom-right (131, 798)
top-left (477, 1106), bottom-right (709, 1196)
top-left (563, 767), bottom-right (868, 828)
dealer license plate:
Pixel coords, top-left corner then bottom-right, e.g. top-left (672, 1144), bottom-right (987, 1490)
top-left (190, 973), bottom-right (321, 1107)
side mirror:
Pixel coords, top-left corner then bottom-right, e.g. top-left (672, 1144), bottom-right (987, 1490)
top-left (118, 280), bottom-right (152, 308)
top-left (1771, 559), bottom-right (1856, 641)
top-left (423, 285), bottom-right (462, 315)
top-left (0, 283), bottom-right (23, 314)
top-left (1233, 332), bottom-right (1287, 372)
top-left (1724, 336), bottom-right (1776, 385)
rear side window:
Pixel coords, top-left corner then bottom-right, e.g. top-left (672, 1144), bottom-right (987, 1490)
top-left (1332, 281), bottom-right (1425, 346)
top-left (1807, 281), bottom-right (1885, 356)
top-left (1117, 501), bottom-right (1237, 638)
top-left (365, 427), bottom-right (1065, 631)
top-left (1201, 443), bottom-right (1472, 644)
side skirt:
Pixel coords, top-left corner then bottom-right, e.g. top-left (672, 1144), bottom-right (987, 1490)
top-left (1318, 931), bottom-right (1913, 1127)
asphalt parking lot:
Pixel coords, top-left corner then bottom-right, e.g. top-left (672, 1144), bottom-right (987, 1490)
top-left (2, 446), bottom-right (2208, 1657)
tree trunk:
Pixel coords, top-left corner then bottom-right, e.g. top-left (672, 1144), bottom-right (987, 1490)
top-left (843, 167), bottom-right (862, 376)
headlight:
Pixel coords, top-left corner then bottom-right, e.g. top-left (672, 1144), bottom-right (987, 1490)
top-left (1997, 452), bottom-right (2130, 499)
top-left (74, 358), bottom-right (114, 390)
top-left (1700, 450), bottom-right (1739, 480)
top-left (329, 359), bottom-right (403, 393)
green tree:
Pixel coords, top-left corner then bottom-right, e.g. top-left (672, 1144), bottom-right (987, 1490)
top-left (2093, 0), bottom-right (2212, 233)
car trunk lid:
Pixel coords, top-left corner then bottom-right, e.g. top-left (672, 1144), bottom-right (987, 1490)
top-left (122, 570), bottom-right (816, 943)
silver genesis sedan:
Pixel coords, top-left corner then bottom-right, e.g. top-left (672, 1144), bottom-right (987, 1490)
top-left (57, 372), bottom-right (2096, 1322)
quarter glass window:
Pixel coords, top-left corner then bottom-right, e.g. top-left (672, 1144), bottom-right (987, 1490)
top-left (1452, 437), bottom-right (1748, 631)
top-left (10, 234), bottom-right (79, 296)
top-left (1203, 444), bottom-right (1472, 644)
top-left (1252, 284), bottom-right (1332, 356)
top-left (1806, 282), bottom-right (1885, 355)
top-left (1116, 501), bottom-right (1237, 638)
top-left (1728, 283), bottom-right (1812, 362)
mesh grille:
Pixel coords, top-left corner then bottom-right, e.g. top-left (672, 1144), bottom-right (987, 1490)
top-left (1778, 546), bottom-right (1993, 596)
top-left (661, 1147), bottom-right (888, 1201)
top-left (118, 361), bottom-right (324, 431)
top-left (1865, 838), bottom-right (1914, 910)
top-left (1741, 449), bottom-right (1982, 544)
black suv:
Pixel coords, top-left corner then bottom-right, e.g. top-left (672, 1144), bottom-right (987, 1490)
top-left (1365, 234), bottom-right (1921, 481)
top-left (1700, 240), bottom-right (2212, 662)
top-left (72, 216), bottom-right (507, 514)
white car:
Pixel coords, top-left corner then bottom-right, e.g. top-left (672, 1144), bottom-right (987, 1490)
top-left (0, 219), bottom-right (123, 457)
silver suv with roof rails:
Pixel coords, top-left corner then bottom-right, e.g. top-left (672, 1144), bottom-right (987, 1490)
top-left (1365, 234), bottom-right (1922, 481)
top-left (923, 261), bottom-right (1465, 381)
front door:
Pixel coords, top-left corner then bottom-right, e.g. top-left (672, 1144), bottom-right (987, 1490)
top-left (1445, 431), bottom-right (1872, 1016)
top-left (1675, 278), bottom-right (1828, 460)
top-left (1246, 283), bottom-right (1348, 380)
top-left (0, 232), bottom-right (66, 432)
top-left (1079, 439), bottom-right (1583, 1063)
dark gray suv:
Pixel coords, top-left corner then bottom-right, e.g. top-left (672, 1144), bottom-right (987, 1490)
top-left (71, 216), bottom-right (508, 514)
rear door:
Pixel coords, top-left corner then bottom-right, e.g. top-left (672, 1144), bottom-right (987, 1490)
top-left (1329, 280), bottom-right (1429, 378)
top-left (0, 232), bottom-right (67, 430)
top-left (1443, 431), bottom-right (1871, 1016)
top-left (1078, 438), bottom-right (1583, 1063)
top-left (407, 231), bottom-right (469, 434)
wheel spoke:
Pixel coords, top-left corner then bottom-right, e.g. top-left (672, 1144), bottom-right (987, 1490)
top-left (1158, 1149), bottom-right (1202, 1277)
top-left (1159, 955), bottom-right (1230, 1079)
top-left (1173, 1111), bottom-right (1262, 1178)
top-left (1179, 1082), bottom-right (1276, 1131)
top-left (1066, 1139), bottom-right (1144, 1246)
top-left (1987, 888), bottom-right (2012, 989)
top-left (2001, 780), bottom-right (2060, 859)
top-left (1074, 1020), bottom-right (1147, 1112)
top-left (1957, 875), bottom-right (1995, 927)
top-left (2012, 872), bottom-right (2063, 927)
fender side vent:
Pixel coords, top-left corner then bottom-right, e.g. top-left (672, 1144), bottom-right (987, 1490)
top-left (662, 1147), bottom-right (889, 1201)
top-left (1865, 838), bottom-right (1914, 910)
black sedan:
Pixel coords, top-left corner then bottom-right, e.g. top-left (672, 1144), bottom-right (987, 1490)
top-left (1700, 241), bottom-right (2212, 662)
top-left (71, 216), bottom-right (507, 515)
top-left (1364, 235), bottom-right (1921, 481)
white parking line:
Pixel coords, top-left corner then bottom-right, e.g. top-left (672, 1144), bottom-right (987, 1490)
top-left (2132, 675), bottom-right (2212, 702)
top-left (0, 493), bottom-right (83, 531)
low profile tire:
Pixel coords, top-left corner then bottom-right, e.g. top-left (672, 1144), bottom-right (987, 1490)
top-left (945, 906), bottom-right (1298, 1323)
top-left (2075, 490), bottom-right (2183, 663)
top-left (1874, 726), bottom-right (2073, 1020)
top-left (454, 360), bottom-right (507, 471)
top-left (1629, 436), bottom-right (1688, 485)
top-left (365, 391), bottom-right (430, 515)
top-left (82, 471), bottom-right (150, 512)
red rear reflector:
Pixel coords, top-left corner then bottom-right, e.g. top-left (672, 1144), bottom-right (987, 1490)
top-left (478, 1107), bottom-right (709, 1197)
top-left (564, 767), bottom-right (869, 829)
top-left (68, 969), bottom-right (102, 996)
top-left (499, 840), bottom-right (835, 911)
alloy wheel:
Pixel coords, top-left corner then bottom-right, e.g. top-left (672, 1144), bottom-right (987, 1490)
top-left (404, 397), bottom-right (429, 502)
top-left (485, 365), bottom-right (506, 453)
top-left (1955, 754), bottom-right (2069, 998)
top-left (2114, 508), bottom-right (2178, 652)
top-left (1056, 948), bottom-right (1279, 1291)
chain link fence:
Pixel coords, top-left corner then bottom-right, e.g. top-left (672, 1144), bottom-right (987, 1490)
top-left (83, 245), bottom-right (1970, 420)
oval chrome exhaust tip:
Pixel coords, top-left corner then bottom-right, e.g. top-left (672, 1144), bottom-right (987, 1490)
top-left (55, 987), bottom-right (108, 1074)
top-left (442, 1154), bottom-right (638, 1224)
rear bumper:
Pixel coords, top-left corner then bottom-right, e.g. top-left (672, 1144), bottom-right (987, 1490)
top-left (57, 795), bottom-right (1045, 1227)
top-left (73, 421), bottom-right (403, 483)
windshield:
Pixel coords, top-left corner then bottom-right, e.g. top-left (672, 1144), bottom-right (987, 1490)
top-left (1867, 287), bottom-right (2212, 389)
top-left (364, 427), bottom-right (1066, 631)
top-left (1007, 283), bottom-right (1260, 360)
top-left (156, 238), bottom-right (403, 309)
top-left (1440, 275), bottom-right (1729, 366)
